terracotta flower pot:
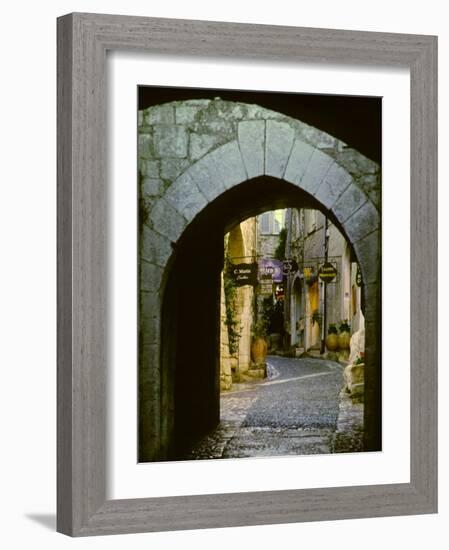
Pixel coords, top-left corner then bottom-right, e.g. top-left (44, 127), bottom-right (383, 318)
top-left (338, 330), bottom-right (351, 350)
top-left (325, 333), bottom-right (339, 351)
top-left (251, 337), bottom-right (268, 364)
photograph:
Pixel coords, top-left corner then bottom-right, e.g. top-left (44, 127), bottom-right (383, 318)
top-left (137, 86), bottom-right (382, 463)
top-left (0, 1), bottom-right (441, 545)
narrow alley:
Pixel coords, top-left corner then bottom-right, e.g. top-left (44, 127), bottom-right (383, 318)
top-left (182, 356), bottom-right (362, 460)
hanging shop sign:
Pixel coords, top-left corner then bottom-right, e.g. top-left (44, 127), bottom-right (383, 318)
top-left (282, 258), bottom-right (298, 275)
top-left (318, 262), bottom-right (338, 282)
top-left (259, 275), bottom-right (274, 295)
top-left (356, 264), bottom-right (363, 287)
top-left (230, 262), bottom-right (258, 287)
top-left (258, 258), bottom-right (283, 283)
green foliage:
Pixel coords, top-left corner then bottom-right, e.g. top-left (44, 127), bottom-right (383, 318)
top-left (274, 228), bottom-right (287, 260)
top-left (251, 318), bottom-right (268, 339)
top-left (312, 311), bottom-right (322, 326)
top-left (339, 319), bottom-right (351, 332)
top-left (328, 323), bottom-right (338, 335)
top-left (262, 296), bottom-right (284, 334)
top-left (223, 254), bottom-right (241, 356)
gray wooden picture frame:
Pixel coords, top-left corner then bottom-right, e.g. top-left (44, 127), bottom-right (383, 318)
top-left (57, 12), bottom-right (438, 537)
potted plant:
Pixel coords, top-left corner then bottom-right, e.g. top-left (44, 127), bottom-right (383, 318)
top-left (338, 319), bottom-right (351, 350)
top-left (312, 311), bottom-right (322, 327)
top-left (223, 253), bottom-right (242, 357)
top-left (305, 273), bottom-right (317, 286)
top-left (325, 323), bottom-right (339, 351)
top-left (251, 318), bottom-right (268, 365)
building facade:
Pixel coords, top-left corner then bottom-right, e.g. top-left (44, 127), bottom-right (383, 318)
top-left (220, 218), bottom-right (257, 390)
top-left (284, 208), bottom-right (364, 358)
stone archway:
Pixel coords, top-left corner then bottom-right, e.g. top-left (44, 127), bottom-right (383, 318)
top-left (139, 99), bottom-right (380, 461)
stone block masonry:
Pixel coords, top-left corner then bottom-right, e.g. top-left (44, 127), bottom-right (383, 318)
top-left (138, 99), bottom-right (380, 219)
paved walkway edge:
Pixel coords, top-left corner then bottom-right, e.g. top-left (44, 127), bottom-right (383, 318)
top-left (331, 389), bottom-right (364, 453)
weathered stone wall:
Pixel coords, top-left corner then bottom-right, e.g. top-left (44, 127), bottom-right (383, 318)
top-left (220, 218), bottom-right (257, 390)
top-left (138, 98), bottom-right (380, 297)
top-left (219, 275), bottom-right (233, 391)
top-left (139, 99), bottom-right (380, 231)
top-left (305, 216), bottom-right (346, 328)
top-left (138, 99), bottom-right (381, 460)
top-left (235, 219), bottom-right (257, 377)
top-left (288, 208), bottom-right (360, 352)
top-left (258, 233), bottom-right (280, 258)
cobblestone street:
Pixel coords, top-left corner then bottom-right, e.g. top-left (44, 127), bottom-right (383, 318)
top-left (182, 356), bottom-right (363, 460)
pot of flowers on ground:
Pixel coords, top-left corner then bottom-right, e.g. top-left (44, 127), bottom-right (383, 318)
top-left (251, 318), bottom-right (268, 368)
top-left (338, 320), bottom-right (351, 349)
top-left (325, 323), bottom-right (339, 352)
top-left (338, 319), bottom-right (351, 361)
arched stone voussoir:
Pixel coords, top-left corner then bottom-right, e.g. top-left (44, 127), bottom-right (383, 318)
top-left (342, 199), bottom-right (380, 244)
top-left (238, 119), bottom-right (265, 179)
top-left (139, 290), bottom-right (162, 354)
top-left (140, 314), bottom-right (161, 348)
top-left (313, 161), bottom-right (353, 210)
top-left (332, 182), bottom-right (369, 225)
top-left (140, 290), bottom-right (161, 321)
top-left (363, 282), bottom-right (381, 320)
top-left (296, 147), bottom-right (335, 196)
top-left (264, 119), bottom-right (296, 179)
top-left (283, 138), bottom-right (315, 185)
top-left (140, 343), bottom-right (161, 386)
top-left (163, 170), bottom-right (208, 223)
top-left (140, 261), bottom-right (164, 293)
top-left (206, 140), bottom-right (248, 191)
top-left (141, 225), bottom-right (173, 268)
top-left (147, 196), bottom-right (189, 244)
top-left (185, 154), bottom-right (228, 203)
top-left (352, 229), bottom-right (381, 285)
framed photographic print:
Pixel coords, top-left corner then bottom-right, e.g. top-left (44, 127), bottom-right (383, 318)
top-left (57, 12), bottom-right (437, 536)
top-left (135, 85), bottom-right (381, 465)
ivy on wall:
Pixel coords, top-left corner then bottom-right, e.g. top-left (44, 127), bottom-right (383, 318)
top-left (223, 254), bottom-right (242, 356)
top-left (274, 227), bottom-right (287, 260)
